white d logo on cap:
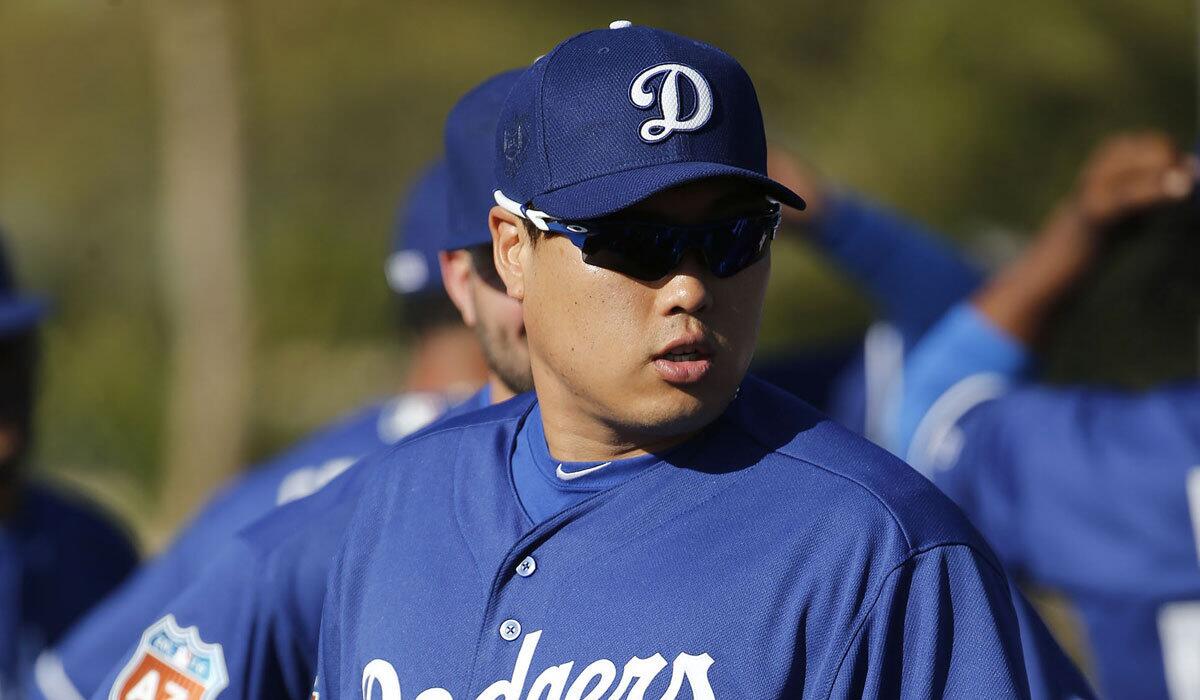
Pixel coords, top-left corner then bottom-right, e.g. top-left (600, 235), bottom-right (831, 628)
top-left (630, 63), bottom-right (713, 144)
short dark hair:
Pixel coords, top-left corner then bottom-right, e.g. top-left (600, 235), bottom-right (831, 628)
top-left (1042, 200), bottom-right (1200, 386)
top-left (520, 218), bottom-right (543, 245)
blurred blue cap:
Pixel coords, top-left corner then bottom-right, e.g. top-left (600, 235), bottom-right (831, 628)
top-left (444, 68), bottom-right (525, 251)
top-left (494, 20), bottom-right (805, 224)
top-left (385, 160), bottom-right (450, 296)
top-left (0, 229), bottom-right (48, 336)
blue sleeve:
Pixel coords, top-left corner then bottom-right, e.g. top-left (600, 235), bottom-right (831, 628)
top-left (83, 536), bottom-right (309, 700)
top-left (240, 465), bottom-right (375, 700)
top-left (85, 456), bottom-right (376, 700)
top-left (888, 303), bottom-right (1032, 467)
top-left (812, 196), bottom-right (983, 343)
top-left (28, 476), bottom-right (272, 700)
top-left (829, 544), bottom-right (1030, 698)
top-left (85, 539), bottom-right (264, 700)
top-left (30, 401), bottom-right (399, 700)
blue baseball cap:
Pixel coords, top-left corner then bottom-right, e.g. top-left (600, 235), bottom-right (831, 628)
top-left (0, 230), bottom-right (47, 336)
top-left (444, 68), bottom-right (525, 251)
top-left (385, 160), bottom-right (450, 296)
top-left (494, 20), bottom-right (805, 226)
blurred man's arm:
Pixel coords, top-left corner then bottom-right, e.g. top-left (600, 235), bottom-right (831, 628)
top-left (769, 149), bottom-right (984, 343)
top-left (890, 131), bottom-right (1197, 460)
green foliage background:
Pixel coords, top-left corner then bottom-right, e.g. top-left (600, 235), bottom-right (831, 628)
top-left (0, 1), bottom-right (1194, 532)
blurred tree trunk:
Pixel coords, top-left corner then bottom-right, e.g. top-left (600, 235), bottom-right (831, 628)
top-left (148, 0), bottom-right (250, 539)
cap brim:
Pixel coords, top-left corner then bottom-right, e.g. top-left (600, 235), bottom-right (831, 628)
top-left (529, 161), bottom-right (806, 220)
top-left (0, 297), bottom-right (48, 336)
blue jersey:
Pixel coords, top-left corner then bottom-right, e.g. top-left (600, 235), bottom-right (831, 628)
top-left (510, 397), bottom-right (1090, 699)
top-left (85, 389), bottom-right (492, 700)
top-left (0, 485), bottom-right (137, 697)
top-left (893, 303), bottom-right (1200, 699)
top-left (32, 393), bottom-right (452, 700)
top-left (315, 376), bottom-right (1031, 698)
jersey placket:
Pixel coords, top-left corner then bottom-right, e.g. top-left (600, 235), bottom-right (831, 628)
top-left (464, 503), bottom-right (591, 696)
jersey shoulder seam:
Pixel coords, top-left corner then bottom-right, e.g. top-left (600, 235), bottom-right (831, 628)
top-left (823, 541), bottom-right (1012, 697)
top-left (734, 421), bottom-right (918, 552)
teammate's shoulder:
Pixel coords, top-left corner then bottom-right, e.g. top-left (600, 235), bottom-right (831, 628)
top-left (256, 398), bottom-right (396, 474)
top-left (728, 375), bottom-right (993, 555)
top-left (391, 391), bottom-right (535, 445)
top-left (233, 453), bottom-right (374, 554)
top-left (312, 393), bottom-right (534, 496)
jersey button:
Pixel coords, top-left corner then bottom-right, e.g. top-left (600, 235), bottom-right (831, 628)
top-left (516, 556), bottom-right (537, 577)
top-left (499, 619), bottom-right (522, 641)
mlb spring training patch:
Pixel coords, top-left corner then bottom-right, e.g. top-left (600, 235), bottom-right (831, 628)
top-left (108, 615), bottom-right (228, 700)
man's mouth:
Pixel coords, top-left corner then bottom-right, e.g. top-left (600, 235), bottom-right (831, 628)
top-left (663, 348), bottom-right (705, 362)
top-left (653, 337), bottom-right (715, 384)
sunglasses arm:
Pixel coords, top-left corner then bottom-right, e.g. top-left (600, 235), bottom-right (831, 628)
top-left (493, 190), bottom-right (554, 232)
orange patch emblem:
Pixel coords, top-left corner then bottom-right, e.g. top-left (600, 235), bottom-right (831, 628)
top-left (109, 615), bottom-right (228, 700)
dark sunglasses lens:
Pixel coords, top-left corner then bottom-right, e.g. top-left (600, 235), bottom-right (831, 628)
top-left (581, 225), bottom-right (679, 281)
top-left (707, 213), bottom-right (778, 278)
top-left (571, 208), bottom-right (778, 281)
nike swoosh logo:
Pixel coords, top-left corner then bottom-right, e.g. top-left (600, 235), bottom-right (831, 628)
top-left (555, 462), bottom-right (613, 482)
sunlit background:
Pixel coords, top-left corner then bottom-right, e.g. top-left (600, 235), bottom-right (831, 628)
top-left (0, 0), bottom-right (1194, 576)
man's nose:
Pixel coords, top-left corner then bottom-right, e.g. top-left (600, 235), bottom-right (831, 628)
top-left (657, 251), bottom-right (713, 316)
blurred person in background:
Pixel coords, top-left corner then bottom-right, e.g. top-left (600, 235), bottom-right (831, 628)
top-left (761, 148), bottom-right (983, 442)
top-left (889, 131), bottom-right (1200, 699)
top-left (0, 230), bottom-right (138, 698)
top-left (764, 150), bottom-right (1091, 698)
top-left (28, 164), bottom-right (498, 700)
top-left (85, 69), bottom-right (532, 700)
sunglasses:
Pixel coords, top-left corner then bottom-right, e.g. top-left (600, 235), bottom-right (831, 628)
top-left (539, 203), bottom-right (781, 282)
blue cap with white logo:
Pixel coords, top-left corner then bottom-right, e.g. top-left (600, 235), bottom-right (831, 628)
top-left (385, 160), bottom-right (449, 297)
top-left (0, 228), bottom-right (48, 336)
top-left (494, 20), bottom-right (805, 225)
top-left (444, 68), bottom-right (525, 251)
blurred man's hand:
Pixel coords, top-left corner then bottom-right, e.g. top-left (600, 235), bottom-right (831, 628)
top-left (1071, 131), bottom-right (1196, 231)
top-left (975, 130), bottom-right (1197, 344)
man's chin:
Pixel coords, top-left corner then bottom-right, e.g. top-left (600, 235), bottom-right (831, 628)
top-left (629, 386), bottom-right (736, 440)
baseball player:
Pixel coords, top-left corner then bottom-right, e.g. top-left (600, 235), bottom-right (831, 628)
top-left (29, 163), bottom-right (495, 700)
top-left (889, 131), bottom-right (1200, 698)
top-left (96, 64), bottom-right (1094, 699)
top-left (0, 230), bottom-right (138, 697)
top-left (85, 68), bottom-right (531, 700)
top-left (313, 21), bottom-right (1041, 698)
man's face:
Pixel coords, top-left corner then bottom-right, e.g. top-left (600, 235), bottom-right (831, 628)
top-left (440, 247), bottom-right (533, 398)
top-left (500, 178), bottom-right (772, 440)
top-left (466, 248), bottom-right (533, 396)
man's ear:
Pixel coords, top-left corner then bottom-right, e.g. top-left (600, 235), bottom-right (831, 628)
top-left (490, 204), bottom-right (526, 301)
top-left (438, 250), bottom-right (477, 327)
